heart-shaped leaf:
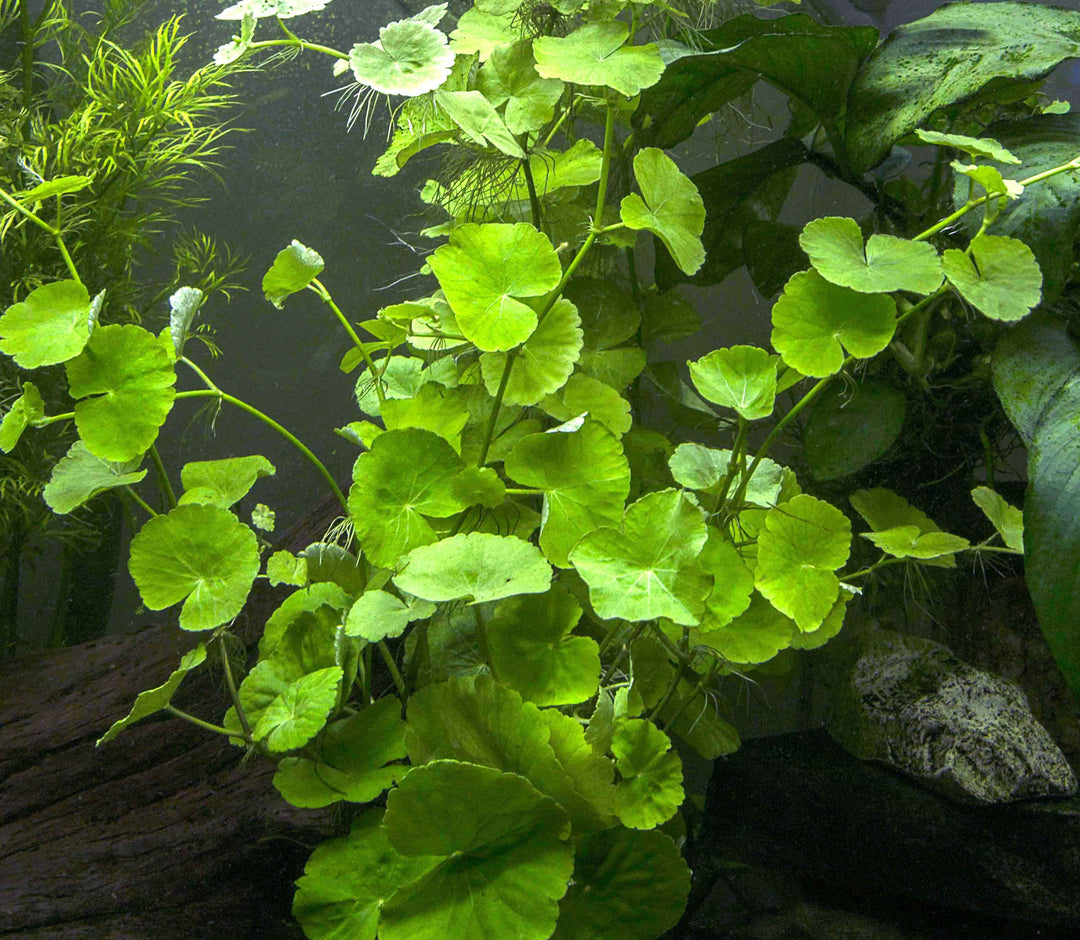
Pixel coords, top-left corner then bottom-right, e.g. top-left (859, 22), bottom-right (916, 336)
top-left (942, 234), bottom-right (1042, 322)
top-left (533, 22), bottom-right (664, 98)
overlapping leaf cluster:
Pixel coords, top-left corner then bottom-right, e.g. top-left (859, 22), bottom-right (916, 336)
top-left (3, 0), bottom-right (1076, 937)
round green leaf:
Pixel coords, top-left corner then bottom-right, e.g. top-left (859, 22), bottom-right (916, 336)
top-left (488, 583), bottom-right (600, 706)
top-left (217, 0), bottom-right (329, 19)
top-left (394, 532), bottom-right (552, 604)
top-left (799, 217), bottom-right (943, 294)
top-left (578, 347), bottom-right (646, 392)
top-left (253, 666), bottom-right (342, 753)
top-left (693, 592), bottom-right (796, 664)
top-left (804, 379), bottom-right (906, 481)
top-left (688, 345), bottom-right (779, 420)
top-left (43, 441), bottom-right (147, 514)
top-left (697, 530), bottom-right (754, 630)
top-left (612, 719), bottom-right (683, 829)
top-left (477, 39), bottom-right (564, 136)
top-left (178, 455), bottom-right (275, 509)
top-left (381, 383), bottom-right (472, 453)
top-left (427, 223), bottom-right (562, 351)
top-left (620, 148), bottom-right (705, 276)
top-left (262, 240), bottom-right (324, 309)
top-left (348, 428), bottom-right (467, 569)
top-left (540, 373), bottom-right (632, 437)
top-left (771, 269), bottom-right (897, 377)
top-left (0, 279), bottom-right (91, 368)
top-left (344, 589), bottom-right (420, 642)
top-left (381, 760), bottom-right (573, 940)
top-left (349, 19), bottom-right (455, 96)
top-left (569, 489), bottom-right (710, 625)
top-left (553, 827), bottom-right (690, 940)
top-left (293, 810), bottom-right (439, 940)
top-left (533, 22), bottom-right (665, 97)
top-left (504, 420), bottom-right (630, 568)
top-left (128, 504), bottom-right (260, 631)
top-left (449, 7), bottom-right (517, 61)
top-left (942, 234), bottom-right (1042, 322)
top-left (971, 485), bottom-right (1024, 552)
top-left (0, 382), bottom-right (44, 453)
top-left (754, 494), bottom-right (851, 632)
top-left (66, 324), bottom-right (176, 462)
top-left (863, 526), bottom-right (970, 560)
top-left (97, 643), bottom-right (207, 746)
top-left (480, 298), bottom-right (583, 406)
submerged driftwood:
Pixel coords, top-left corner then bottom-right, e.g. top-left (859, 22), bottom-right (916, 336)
top-left (0, 495), bottom-right (342, 938)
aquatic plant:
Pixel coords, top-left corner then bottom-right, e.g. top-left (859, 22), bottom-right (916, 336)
top-left (3, 0), bottom-right (1079, 935)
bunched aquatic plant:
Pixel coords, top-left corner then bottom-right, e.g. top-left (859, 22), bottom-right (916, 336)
top-left (3, 0), bottom-right (1080, 935)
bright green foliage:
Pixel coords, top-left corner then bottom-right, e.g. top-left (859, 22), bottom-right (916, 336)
top-left (262, 240), bottom-right (324, 309)
top-left (97, 643), bottom-right (206, 745)
top-left (942, 234), bottom-right (1042, 321)
top-left (427, 223), bottom-right (563, 351)
top-left (755, 495), bottom-right (851, 632)
top-left (217, 0), bottom-right (330, 20)
top-left (394, 532), bottom-right (552, 604)
top-left (299, 542), bottom-right (367, 595)
top-left (771, 269), bottom-right (896, 377)
top-left (253, 666), bottom-right (343, 752)
top-left (381, 384), bottom-right (472, 452)
top-left (620, 148), bottom-right (706, 276)
top-left (863, 526), bottom-right (970, 560)
top-left (695, 593), bottom-right (796, 664)
top-left (569, 489), bottom-right (710, 625)
top-left (273, 696), bottom-right (405, 808)
top-left (66, 325), bottom-right (176, 462)
top-left (697, 531), bottom-right (755, 630)
top-left (0, 382), bottom-right (44, 453)
top-left (540, 373), bottom-right (632, 437)
top-left (450, 6), bottom-right (517, 60)
top-left (612, 719), bottom-right (683, 829)
top-left (849, 487), bottom-right (957, 568)
top-left (178, 455), bottom-right (275, 508)
top-left (799, 217), bottom-right (943, 294)
top-left (128, 504), bottom-right (261, 631)
top-left (43, 442), bottom-right (147, 514)
top-left (267, 550), bottom-right (308, 587)
top-left (434, 89), bottom-right (524, 157)
top-left (349, 18), bottom-right (455, 97)
top-left (480, 298), bottom-right (583, 406)
top-left (348, 428), bottom-right (468, 568)
top-left (344, 589), bottom-right (431, 642)
top-left (971, 486), bottom-right (1024, 551)
top-left (478, 40), bottom-right (564, 136)
top-left (487, 583), bottom-right (600, 706)
top-left (688, 346), bottom-right (778, 420)
top-left (380, 760), bottom-right (573, 940)
top-left (533, 22), bottom-right (665, 98)
top-left (504, 420), bottom-right (630, 568)
top-left (915, 129), bottom-right (1021, 164)
top-left (0, 280), bottom-right (92, 368)
top-left (554, 828), bottom-right (691, 940)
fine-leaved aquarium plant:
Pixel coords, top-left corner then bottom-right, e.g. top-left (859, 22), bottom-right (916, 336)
top-left (3, 0), bottom-right (1079, 935)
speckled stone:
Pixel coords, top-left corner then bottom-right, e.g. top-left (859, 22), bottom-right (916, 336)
top-left (827, 629), bottom-right (1077, 804)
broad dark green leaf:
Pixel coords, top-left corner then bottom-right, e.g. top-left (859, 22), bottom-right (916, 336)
top-left (804, 379), bottom-right (906, 481)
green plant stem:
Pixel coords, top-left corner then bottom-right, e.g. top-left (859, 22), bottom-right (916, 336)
top-left (175, 389), bottom-right (347, 510)
top-left (475, 350), bottom-right (517, 467)
top-left (246, 38), bottom-right (348, 60)
top-left (361, 645), bottom-right (373, 704)
top-left (0, 186), bottom-right (83, 284)
top-left (166, 704), bottom-right (248, 741)
top-left (219, 633), bottom-right (252, 739)
top-left (123, 485), bottom-right (158, 518)
top-left (377, 641), bottom-right (407, 698)
top-left (310, 280), bottom-right (386, 407)
top-left (713, 417), bottom-right (748, 509)
top-left (473, 605), bottom-right (491, 666)
top-left (662, 658), bottom-right (720, 733)
top-left (505, 487), bottom-right (544, 496)
top-left (522, 149), bottom-right (542, 229)
top-left (843, 556), bottom-right (908, 580)
top-left (648, 658), bottom-right (688, 724)
top-left (600, 621), bottom-right (647, 687)
top-left (147, 443), bottom-right (177, 510)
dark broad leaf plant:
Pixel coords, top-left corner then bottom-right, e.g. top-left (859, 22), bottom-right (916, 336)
top-left (3, 0), bottom-right (1080, 936)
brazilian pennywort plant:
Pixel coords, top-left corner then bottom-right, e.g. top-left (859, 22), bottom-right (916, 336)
top-left (3, 0), bottom-right (1080, 936)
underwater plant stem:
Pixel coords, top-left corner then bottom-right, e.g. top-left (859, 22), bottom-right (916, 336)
top-left (600, 621), bottom-right (647, 688)
top-left (522, 149), bottom-right (542, 229)
top-left (165, 704), bottom-right (248, 741)
top-left (475, 350), bottom-right (517, 467)
top-left (377, 641), bottom-right (407, 698)
top-left (123, 486), bottom-right (158, 518)
top-left (505, 487), bottom-right (544, 496)
top-left (148, 443), bottom-right (177, 510)
top-left (247, 38), bottom-right (348, 61)
top-left (714, 417), bottom-right (748, 509)
top-left (175, 390), bottom-right (348, 511)
top-left (473, 605), bottom-right (491, 666)
top-left (594, 98), bottom-right (616, 226)
top-left (648, 659), bottom-right (689, 724)
top-left (662, 658), bottom-right (720, 734)
top-left (311, 281), bottom-right (386, 407)
top-left (361, 645), bottom-right (373, 705)
top-left (219, 634), bottom-right (252, 740)
top-left (0, 187), bottom-right (83, 284)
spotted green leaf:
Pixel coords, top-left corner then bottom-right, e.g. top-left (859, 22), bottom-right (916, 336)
top-left (533, 22), bottom-right (664, 98)
top-left (253, 666), bottom-right (343, 753)
top-left (620, 148), bottom-right (705, 276)
top-left (799, 217), bottom-right (943, 294)
top-left (66, 324), bottom-right (176, 462)
top-left (0, 280), bottom-right (91, 368)
top-left (0, 382), bottom-right (43, 453)
top-left (942, 234), bottom-right (1042, 322)
top-left (349, 18), bottom-right (455, 96)
top-left (688, 346), bottom-right (778, 420)
top-left (178, 455), bottom-right (275, 509)
top-left (755, 494), bottom-right (851, 632)
top-left (504, 420), bottom-right (630, 568)
top-left (128, 504), bottom-right (261, 631)
top-left (262, 240), bottom-right (324, 310)
top-left (42, 441), bottom-right (146, 514)
top-left (569, 489), bottom-right (710, 625)
top-left (488, 583), bottom-right (600, 706)
top-left (394, 532), bottom-right (552, 604)
top-left (168, 286), bottom-right (205, 358)
top-left (971, 486), bottom-right (1024, 552)
top-left (428, 223), bottom-right (562, 351)
top-left (217, 0), bottom-right (329, 19)
top-left (97, 643), bottom-right (207, 745)
top-left (771, 269), bottom-right (896, 377)
top-left (612, 719), bottom-right (683, 829)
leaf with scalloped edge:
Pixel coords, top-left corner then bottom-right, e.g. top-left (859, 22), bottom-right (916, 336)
top-left (449, 6), bottom-right (517, 61)
top-left (478, 39), bottom-right (564, 136)
top-left (694, 592), bottom-right (796, 664)
top-left (915, 129), bottom-right (1020, 164)
top-left (534, 22), bottom-right (664, 97)
top-left (262, 240), bottom-right (324, 309)
top-left (217, 0), bottom-right (329, 19)
top-left (688, 346), bottom-right (778, 420)
top-left (0, 280), bottom-right (92, 368)
top-left (612, 718), bottom-right (683, 829)
top-left (253, 666), bottom-right (342, 753)
top-left (435, 89), bottom-right (524, 157)
top-left (863, 525), bottom-right (970, 560)
top-left (971, 486), bottom-right (1024, 552)
top-left (43, 441), bottom-right (146, 514)
top-left (178, 455), bottom-right (275, 509)
top-left (771, 269), bottom-right (896, 377)
top-left (943, 234), bottom-right (1042, 322)
top-left (428, 223), bottom-right (562, 351)
top-left (540, 373), bottom-right (632, 437)
top-left (349, 18), bottom-right (455, 96)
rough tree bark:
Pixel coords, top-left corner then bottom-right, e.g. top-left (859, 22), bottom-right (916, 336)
top-left (0, 496), bottom-right (344, 939)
